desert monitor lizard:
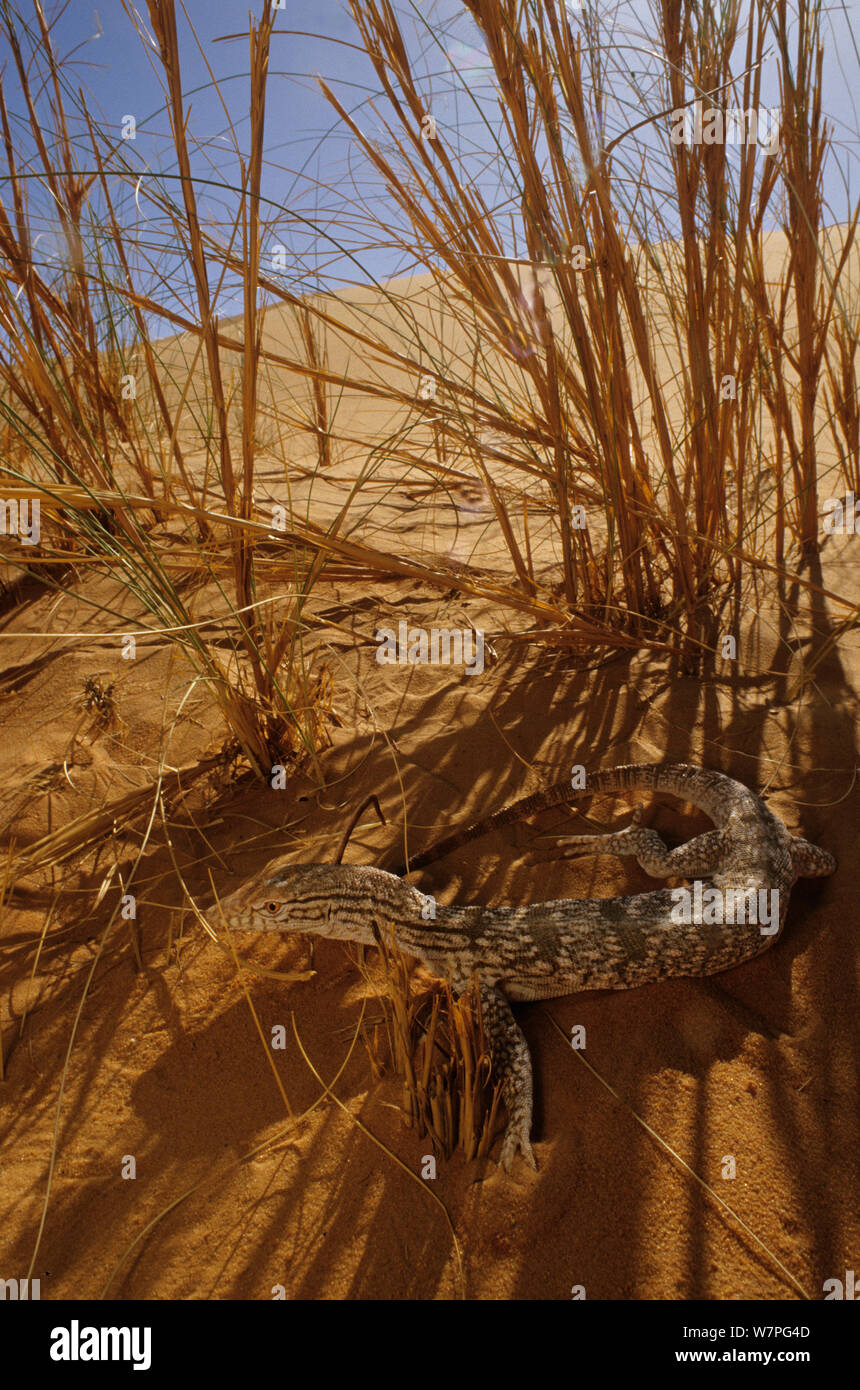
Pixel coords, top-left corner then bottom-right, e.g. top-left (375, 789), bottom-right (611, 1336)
top-left (218, 763), bottom-right (836, 1170)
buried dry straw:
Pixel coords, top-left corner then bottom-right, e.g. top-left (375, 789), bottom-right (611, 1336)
top-left (362, 925), bottom-right (504, 1163)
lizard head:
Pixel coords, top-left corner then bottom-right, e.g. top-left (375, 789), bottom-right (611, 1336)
top-left (214, 862), bottom-right (402, 942)
top-left (215, 862), bottom-right (337, 933)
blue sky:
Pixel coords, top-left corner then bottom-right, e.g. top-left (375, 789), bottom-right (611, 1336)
top-left (4, 0), bottom-right (858, 321)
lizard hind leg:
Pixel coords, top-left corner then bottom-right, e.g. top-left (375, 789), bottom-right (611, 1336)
top-left (556, 822), bottom-right (727, 880)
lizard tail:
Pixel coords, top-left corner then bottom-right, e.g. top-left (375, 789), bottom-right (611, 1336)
top-left (395, 762), bottom-right (750, 874)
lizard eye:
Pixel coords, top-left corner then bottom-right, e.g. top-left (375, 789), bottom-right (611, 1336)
top-left (265, 901), bottom-right (280, 914)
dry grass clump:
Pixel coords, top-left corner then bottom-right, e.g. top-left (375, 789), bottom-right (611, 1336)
top-left (362, 926), bottom-right (504, 1163)
top-left (315, 0), bottom-right (859, 665)
top-left (0, 0), bottom-right (334, 779)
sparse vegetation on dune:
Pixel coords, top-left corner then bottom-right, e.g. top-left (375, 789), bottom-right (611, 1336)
top-left (0, 1), bottom-right (857, 753)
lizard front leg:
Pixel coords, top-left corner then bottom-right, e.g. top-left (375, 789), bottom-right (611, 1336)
top-left (478, 979), bottom-right (537, 1173)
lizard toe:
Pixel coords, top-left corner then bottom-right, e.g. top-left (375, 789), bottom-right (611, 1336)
top-left (500, 1129), bottom-right (537, 1172)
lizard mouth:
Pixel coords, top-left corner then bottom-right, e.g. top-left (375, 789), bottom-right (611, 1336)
top-left (208, 885), bottom-right (246, 926)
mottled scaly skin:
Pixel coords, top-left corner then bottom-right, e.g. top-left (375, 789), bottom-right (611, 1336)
top-left (217, 764), bottom-right (835, 1171)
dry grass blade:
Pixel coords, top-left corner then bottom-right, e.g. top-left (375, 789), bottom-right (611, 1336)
top-left (11, 754), bottom-right (223, 872)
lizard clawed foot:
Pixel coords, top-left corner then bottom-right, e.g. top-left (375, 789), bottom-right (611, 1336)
top-left (554, 804), bottom-right (645, 859)
top-left (499, 1126), bottom-right (537, 1173)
